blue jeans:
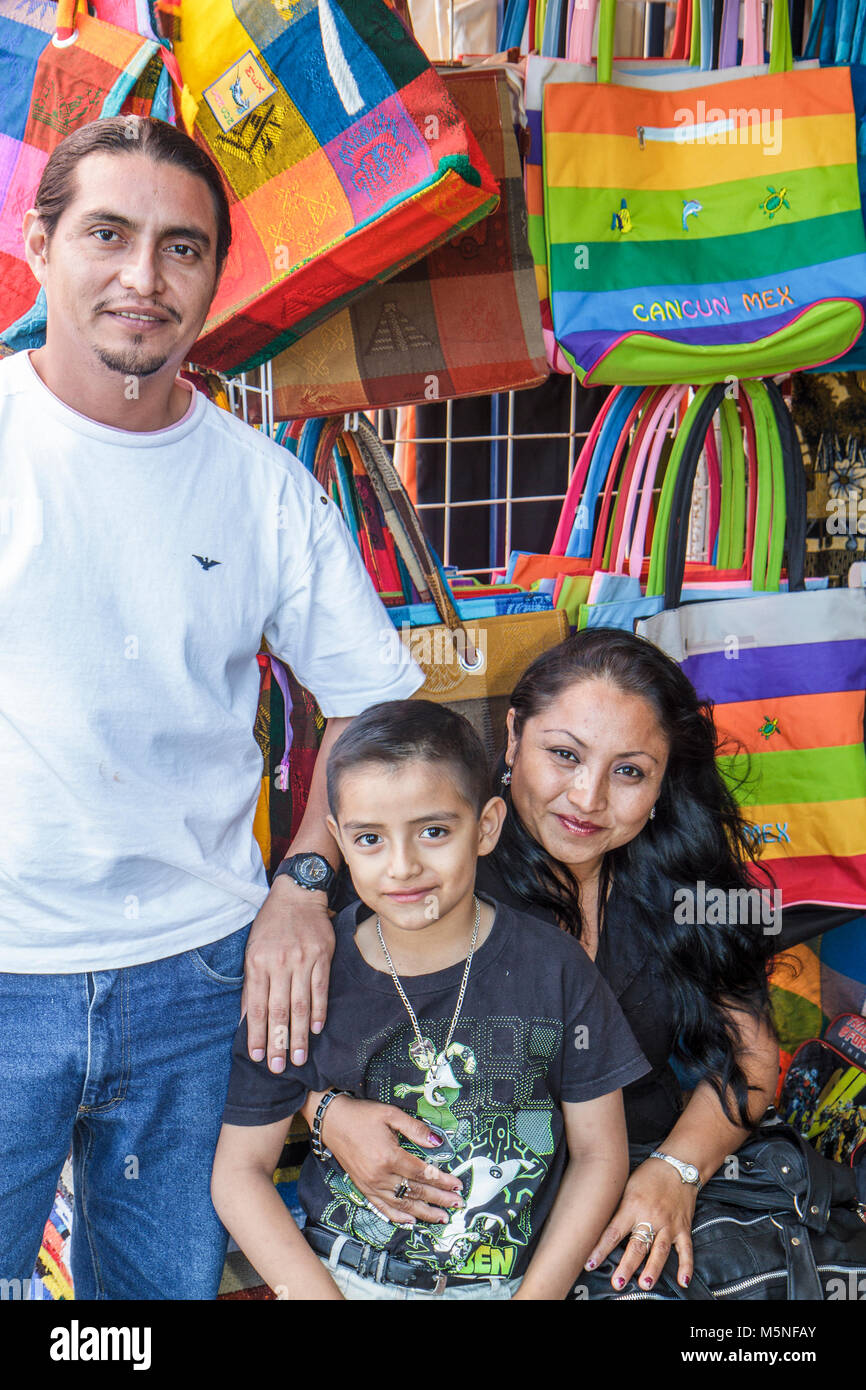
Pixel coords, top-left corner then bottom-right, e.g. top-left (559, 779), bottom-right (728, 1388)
top-left (0, 923), bottom-right (251, 1300)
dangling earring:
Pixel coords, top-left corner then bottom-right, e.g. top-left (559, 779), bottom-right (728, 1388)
top-left (649, 804), bottom-right (657, 820)
top-left (501, 765), bottom-right (512, 787)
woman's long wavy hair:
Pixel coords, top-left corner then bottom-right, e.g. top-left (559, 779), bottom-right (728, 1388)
top-left (489, 627), bottom-right (776, 1128)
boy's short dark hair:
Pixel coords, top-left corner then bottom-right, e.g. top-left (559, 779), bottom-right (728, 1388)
top-left (327, 700), bottom-right (491, 818)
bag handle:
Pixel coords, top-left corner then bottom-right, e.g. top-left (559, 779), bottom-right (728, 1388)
top-left (352, 418), bottom-right (486, 670)
top-left (587, 388), bottom-right (656, 572)
top-left (661, 380), bottom-right (804, 607)
top-left (607, 386), bottom-right (672, 573)
top-left (647, 383), bottom-right (728, 600)
top-left (765, 378), bottom-right (807, 592)
top-left (54, 0), bottom-right (85, 44)
top-left (564, 387), bottom-right (644, 557)
top-left (551, 386), bottom-right (622, 554)
top-left (717, 0), bottom-right (741, 67)
top-left (624, 387), bottom-right (689, 579)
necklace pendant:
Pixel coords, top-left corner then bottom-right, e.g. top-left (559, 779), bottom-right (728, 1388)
top-left (410, 1037), bottom-right (436, 1069)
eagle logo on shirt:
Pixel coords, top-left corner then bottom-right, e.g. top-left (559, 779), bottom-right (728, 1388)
top-left (193, 555), bottom-right (221, 570)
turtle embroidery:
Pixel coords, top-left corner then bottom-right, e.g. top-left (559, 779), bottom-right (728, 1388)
top-left (760, 187), bottom-right (789, 220)
top-left (758, 715), bottom-right (780, 739)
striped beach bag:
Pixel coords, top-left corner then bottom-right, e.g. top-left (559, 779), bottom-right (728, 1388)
top-left (541, 0), bottom-right (866, 384)
top-left (638, 587), bottom-right (866, 910)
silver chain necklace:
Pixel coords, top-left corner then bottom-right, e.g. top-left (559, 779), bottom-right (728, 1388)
top-left (376, 896), bottom-right (481, 1076)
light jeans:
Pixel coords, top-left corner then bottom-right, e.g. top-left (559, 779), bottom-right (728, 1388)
top-left (319, 1255), bottom-right (522, 1300)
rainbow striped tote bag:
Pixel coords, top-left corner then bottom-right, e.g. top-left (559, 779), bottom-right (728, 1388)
top-left (542, 0), bottom-right (866, 385)
top-left (638, 588), bottom-right (866, 911)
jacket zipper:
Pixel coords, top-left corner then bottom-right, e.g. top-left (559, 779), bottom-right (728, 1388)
top-left (716, 1264), bottom-right (866, 1298)
top-left (692, 1213), bottom-right (769, 1235)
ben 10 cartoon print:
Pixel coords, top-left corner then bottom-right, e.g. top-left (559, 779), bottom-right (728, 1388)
top-left (318, 1018), bottom-right (558, 1276)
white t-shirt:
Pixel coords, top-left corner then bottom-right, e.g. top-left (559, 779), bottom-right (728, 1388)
top-left (0, 351), bottom-right (424, 972)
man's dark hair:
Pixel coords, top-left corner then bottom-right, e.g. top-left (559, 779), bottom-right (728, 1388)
top-left (33, 116), bottom-right (232, 267)
top-left (326, 700), bottom-right (491, 819)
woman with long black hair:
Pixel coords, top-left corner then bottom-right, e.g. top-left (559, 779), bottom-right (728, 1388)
top-left (301, 628), bottom-right (780, 1295)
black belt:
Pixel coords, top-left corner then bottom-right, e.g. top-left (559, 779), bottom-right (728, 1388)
top-left (304, 1224), bottom-right (487, 1294)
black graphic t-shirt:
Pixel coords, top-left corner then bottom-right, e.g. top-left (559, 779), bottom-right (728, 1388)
top-left (223, 893), bottom-right (650, 1280)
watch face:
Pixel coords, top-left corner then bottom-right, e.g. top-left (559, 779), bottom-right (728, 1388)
top-left (300, 855), bottom-right (328, 883)
top-left (683, 1165), bottom-right (699, 1183)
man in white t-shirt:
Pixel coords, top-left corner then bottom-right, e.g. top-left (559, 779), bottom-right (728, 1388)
top-left (0, 115), bottom-right (434, 1299)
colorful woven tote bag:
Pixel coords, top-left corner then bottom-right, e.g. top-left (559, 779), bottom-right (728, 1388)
top-left (166, 0), bottom-right (499, 375)
top-left (0, 0), bottom-right (168, 344)
top-left (542, 0), bottom-right (866, 384)
top-left (242, 67), bottom-right (547, 420)
top-left (638, 585), bottom-right (866, 911)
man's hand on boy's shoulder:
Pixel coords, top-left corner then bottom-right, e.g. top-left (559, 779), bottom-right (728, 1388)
top-left (242, 874), bottom-right (335, 1074)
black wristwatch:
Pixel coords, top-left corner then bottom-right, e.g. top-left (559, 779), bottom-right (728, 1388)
top-left (273, 852), bottom-right (336, 899)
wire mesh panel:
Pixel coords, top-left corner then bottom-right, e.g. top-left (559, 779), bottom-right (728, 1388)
top-left (219, 365), bottom-right (710, 577)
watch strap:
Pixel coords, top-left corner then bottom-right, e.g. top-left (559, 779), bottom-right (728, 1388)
top-left (649, 1150), bottom-right (702, 1189)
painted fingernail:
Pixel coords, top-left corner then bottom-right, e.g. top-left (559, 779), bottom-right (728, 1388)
top-left (585, 1259), bottom-right (596, 1271)
top-left (269, 1056), bottom-right (285, 1073)
top-left (311, 1021), bottom-right (323, 1034)
top-left (642, 1277), bottom-right (653, 1288)
top-left (251, 1048), bottom-right (265, 1062)
top-left (426, 1133), bottom-right (440, 1145)
top-left (614, 1277), bottom-right (624, 1289)
top-left (683, 1276), bottom-right (691, 1287)
top-left (449, 1196), bottom-right (464, 1208)
top-left (291, 1049), bottom-right (305, 1065)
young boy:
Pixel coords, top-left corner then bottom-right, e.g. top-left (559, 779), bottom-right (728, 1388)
top-left (212, 700), bottom-right (650, 1300)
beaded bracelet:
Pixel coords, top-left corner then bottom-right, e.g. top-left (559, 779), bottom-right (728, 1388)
top-left (311, 1087), bottom-right (351, 1162)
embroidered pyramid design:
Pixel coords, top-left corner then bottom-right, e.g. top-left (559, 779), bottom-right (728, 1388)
top-left (366, 302), bottom-right (433, 355)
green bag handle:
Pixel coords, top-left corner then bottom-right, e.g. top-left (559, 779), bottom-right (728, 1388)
top-left (665, 383), bottom-right (776, 601)
top-left (596, 0), bottom-right (793, 82)
top-left (740, 380), bottom-right (786, 592)
top-left (660, 380), bottom-right (802, 607)
top-left (645, 386), bottom-right (717, 596)
top-left (717, 397), bottom-right (747, 570)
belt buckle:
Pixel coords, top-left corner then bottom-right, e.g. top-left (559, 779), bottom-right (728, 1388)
top-left (430, 1273), bottom-right (448, 1296)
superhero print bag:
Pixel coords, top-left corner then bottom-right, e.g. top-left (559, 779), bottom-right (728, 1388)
top-left (780, 1012), bottom-right (866, 1170)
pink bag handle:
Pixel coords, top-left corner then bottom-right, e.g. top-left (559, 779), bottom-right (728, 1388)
top-left (551, 386), bottom-right (622, 554)
top-left (588, 388), bottom-right (655, 571)
top-left (613, 386), bottom-right (682, 576)
top-left (627, 387), bottom-right (690, 578)
top-left (742, 0), bottom-right (764, 66)
top-left (566, 0), bottom-right (598, 63)
top-left (607, 386), bottom-right (669, 569)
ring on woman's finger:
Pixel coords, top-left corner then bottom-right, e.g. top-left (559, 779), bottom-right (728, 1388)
top-left (393, 1179), bottom-right (411, 1200)
top-left (629, 1221), bottom-right (655, 1249)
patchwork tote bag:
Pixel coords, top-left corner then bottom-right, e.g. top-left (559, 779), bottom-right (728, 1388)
top-left (167, 0), bottom-right (500, 374)
top-left (542, 0), bottom-right (866, 384)
top-left (242, 67), bottom-right (548, 420)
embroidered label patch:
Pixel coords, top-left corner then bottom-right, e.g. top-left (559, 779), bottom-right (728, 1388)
top-left (203, 52), bottom-right (276, 134)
